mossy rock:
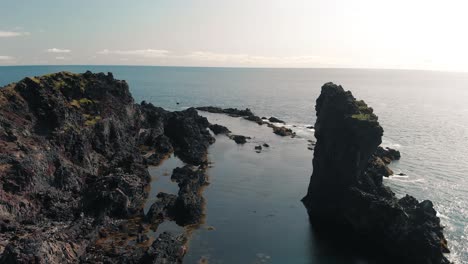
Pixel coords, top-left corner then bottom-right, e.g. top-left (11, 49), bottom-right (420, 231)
top-left (70, 98), bottom-right (95, 108)
top-left (84, 115), bottom-right (102, 126)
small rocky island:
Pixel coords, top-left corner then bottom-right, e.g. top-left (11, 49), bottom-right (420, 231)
top-left (302, 83), bottom-right (450, 264)
top-left (0, 72), bottom-right (450, 263)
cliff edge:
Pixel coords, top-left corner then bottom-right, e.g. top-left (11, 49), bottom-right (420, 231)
top-left (302, 83), bottom-right (450, 264)
top-left (0, 71), bottom-right (214, 263)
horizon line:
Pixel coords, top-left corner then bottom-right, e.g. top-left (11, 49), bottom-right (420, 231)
top-left (0, 64), bottom-right (467, 74)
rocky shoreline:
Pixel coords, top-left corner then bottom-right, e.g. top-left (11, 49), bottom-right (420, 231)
top-left (0, 71), bottom-right (214, 263)
top-left (0, 72), bottom-right (451, 263)
top-left (196, 106), bottom-right (296, 138)
top-left (302, 83), bottom-right (450, 264)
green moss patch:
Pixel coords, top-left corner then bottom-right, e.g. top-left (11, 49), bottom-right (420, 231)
top-left (70, 98), bottom-right (95, 108)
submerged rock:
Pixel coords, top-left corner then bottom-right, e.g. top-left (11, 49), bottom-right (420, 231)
top-left (302, 82), bottom-right (450, 264)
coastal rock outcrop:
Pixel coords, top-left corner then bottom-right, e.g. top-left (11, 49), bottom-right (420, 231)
top-left (209, 124), bottom-right (231, 135)
top-left (197, 106), bottom-right (297, 138)
top-left (268, 116), bottom-right (285, 124)
top-left (171, 165), bottom-right (209, 226)
top-left (229, 134), bottom-right (250, 144)
top-left (195, 106), bottom-right (254, 117)
top-left (0, 71), bottom-right (214, 262)
top-left (302, 83), bottom-right (449, 264)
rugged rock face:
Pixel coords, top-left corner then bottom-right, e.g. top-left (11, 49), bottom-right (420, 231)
top-left (302, 83), bottom-right (450, 264)
top-left (140, 232), bottom-right (187, 264)
top-left (0, 71), bottom-right (214, 263)
top-left (146, 165), bottom-right (209, 227)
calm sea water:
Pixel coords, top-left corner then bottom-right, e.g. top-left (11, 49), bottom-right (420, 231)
top-left (1, 66), bottom-right (467, 263)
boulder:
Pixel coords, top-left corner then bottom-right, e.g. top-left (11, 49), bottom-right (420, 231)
top-left (268, 116), bottom-right (285, 123)
top-left (209, 124), bottom-right (231, 135)
top-left (229, 135), bottom-right (250, 144)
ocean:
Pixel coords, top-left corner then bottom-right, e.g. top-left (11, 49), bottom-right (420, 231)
top-left (1, 66), bottom-right (466, 263)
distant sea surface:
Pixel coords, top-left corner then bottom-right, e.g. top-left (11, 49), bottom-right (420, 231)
top-left (1, 66), bottom-right (467, 263)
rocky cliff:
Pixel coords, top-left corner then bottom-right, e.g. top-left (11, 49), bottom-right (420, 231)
top-left (302, 83), bottom-right (450, 264)
top-left (0, 71), bottom-right (214, 263)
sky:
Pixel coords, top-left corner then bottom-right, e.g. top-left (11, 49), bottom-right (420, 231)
top-left (1, 0), bottom-right (467, 71)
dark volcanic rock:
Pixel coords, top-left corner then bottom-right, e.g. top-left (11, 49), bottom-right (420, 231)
top-left (0, 71), bottom-right (214, 262)
top-left (268, 116), bottom-right (285, 124)
top-left (375, 146), bottom-right (401, 163)
top-left (164, 108), bottom-right (215, 165)
top-left (209, 124), bottom-right (231, 135)
top-left (171, 166), bottom-right (209, 226)
top-left (146, 166), bottom-right (209, 227)
top-left (229, 134), bottom-right (250, 144)
top-left (302, 82), bottom-right (449, 264)
top-left (146, 192), bottom-right (178, 227)
top-left (243, 115), bottom-right (264, 125)
top-left (268, 124), bottom-right (296, 137)
top-left (140, 232), bottom-right (187, 264)
top-left (196, 106), bottom-right (254, 117)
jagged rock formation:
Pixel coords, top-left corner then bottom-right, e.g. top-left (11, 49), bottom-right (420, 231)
top-left (208, 124), bottom-right (231, 135)
top-left (146, 165), bottom-right (209, 227)
top-left (0, 71), bottom-right (214, 263)
top-left (302, 83), bottom-right (450, 264)
top-left (197, 106), bottom-right (296, 138)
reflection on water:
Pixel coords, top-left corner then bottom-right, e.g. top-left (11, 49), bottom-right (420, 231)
top-left (144, 155), bottom-right (187, 238)
top-left (183, 113), bottom-right (347, 264)
top-left (144, 155), bottom-right (184, 214)
top-left (148, 220), bottom-right (185, 239)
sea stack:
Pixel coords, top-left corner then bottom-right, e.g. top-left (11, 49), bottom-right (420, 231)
top-left (302, 83), bottom-right (450, 264)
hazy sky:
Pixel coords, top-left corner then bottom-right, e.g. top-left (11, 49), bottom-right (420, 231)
top-left (1, 0), bottom-right (467, 71)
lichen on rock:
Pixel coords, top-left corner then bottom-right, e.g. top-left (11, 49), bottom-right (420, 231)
top-left (302, 82), bottom-right (450, 264)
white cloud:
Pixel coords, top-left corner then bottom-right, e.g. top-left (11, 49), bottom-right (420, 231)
top-left (97, 49), bottom-right (169, 58)
top-left (0, 31), bottom-right (30, 37)
top-left (55, 56), bottom-right (66, 60)
top-left (0, 55), bottom-right (14, 60)
top-left (47, 48), bottom-right (71, 53)
top-left (186, 51), bottom-right (323, 65)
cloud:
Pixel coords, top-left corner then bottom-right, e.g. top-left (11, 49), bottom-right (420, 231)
top-left (47, 48), bottom-right (71, 53)
top-left (55, 56), bottom-right (66, 60)
top-left (97, 49), bottom-right (169, 58)
top-left (0, 55), bottom-right (14, 60)
top-left (0, 31), bottom-right (30, 37)
top-left (186, 51), bottom-right (322, 65)
top-left (92, 49), bottom-right (332, 67)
